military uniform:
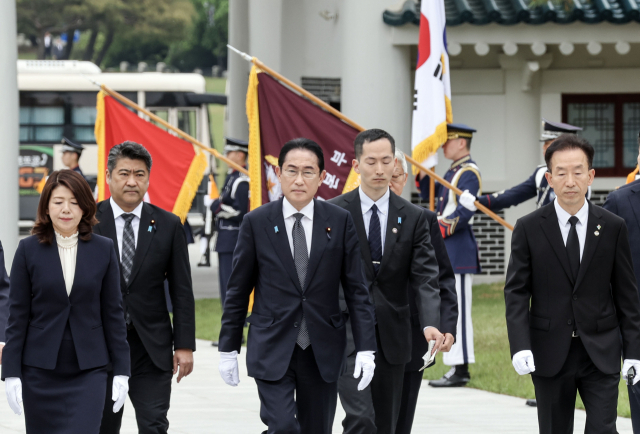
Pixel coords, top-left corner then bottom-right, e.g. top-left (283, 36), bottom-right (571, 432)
top-left (61, 137), bottom-right (87, 181)
top-left (417, 124), bottom-right (480, 386)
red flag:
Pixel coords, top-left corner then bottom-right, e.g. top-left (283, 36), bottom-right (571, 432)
top-left (95, 91), bottom-right (206, 221)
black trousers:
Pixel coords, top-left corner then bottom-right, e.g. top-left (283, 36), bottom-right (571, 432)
top-left (532, 337), bottom-right (619, 434)
top-left (255, 345), bottom-right (337, 434)
top-left (218, 252), bottom-right (233, 308)
top-left (395, 370), bottom-right (423, 434)
top-left (99, 327), bottom-right (173, 434)
top-left (628, 382), bottom-right (640, 433)
top-left (338, 328), bottom-right (405, 434)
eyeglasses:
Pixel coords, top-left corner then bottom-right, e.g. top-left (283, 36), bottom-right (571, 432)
top-left (282, 169), bottom-right (318, 179)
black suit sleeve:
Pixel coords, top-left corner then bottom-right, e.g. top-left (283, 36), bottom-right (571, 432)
top-left (100, 240), bottom-right (131, 376)
top-left (428, 212), bottom-right (457, 337)
top-left (1, 241), bottom-right (31, 379)
top-left (340, 213), bottom-right (377, 353)
top-left (410, 210), bottom-right (441, 330)
top-left (611, 221), bottom-right (640, 360)
top-left (504, 221), bottom-right (533, 357)
top-left (0, 242), bottom-right (11, 343)
top-left (219, 216), bottom-right (259, 353)
top-left (602, 190), bottom-right (618, 215)
top-left (167, 218), bottom-right (196, 351)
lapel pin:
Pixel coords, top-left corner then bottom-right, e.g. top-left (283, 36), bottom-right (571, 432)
top-left (274, 226), bottom-right (279, 234)
top-left (597, 225), bottom-right (601, 230)
top-left (148, 226), bottom-right (152, 232)
top-left (392, 228), bottom-right (398, 234)
top-left (326, 227), bottom-right (331, 240)
top-left (149, 219), bottom-right (157, 231)
top-left (398, 217), bottom-right (402, 225)
top-left (594, 231), bottom-right (600, 236)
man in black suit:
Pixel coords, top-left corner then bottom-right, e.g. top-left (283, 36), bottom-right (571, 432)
top-left (329, 129), bottom-right (443, 434)
top-left (97, 141), bottom-right (196, 434)
top-left (505, 134), bottom-right (640, 433)
top-left (389, 150), bottom-right (458, 434)
top-left (0, 241), bottom-right (13, 365)
top-left (218, 138), bottom-right (377, 434)
top-left (603, 135), bottom-right (640, 432)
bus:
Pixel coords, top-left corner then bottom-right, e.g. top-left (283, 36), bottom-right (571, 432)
top-left (18, 59), bottom-right (223, 226)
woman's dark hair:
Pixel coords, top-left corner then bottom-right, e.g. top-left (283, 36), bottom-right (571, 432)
top-left (107, 141), bottom-right (153, 173)
top-left (32, 170), bottom-right (98, 244)
top-left (278, 138), bottom-right (325, 172)
top-left (354, 129), bottom-right (396, 160)
top-left (544, 134), bottom-right (595, 172)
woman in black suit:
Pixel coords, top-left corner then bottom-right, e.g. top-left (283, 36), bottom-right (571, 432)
top-left (1, 170), bottom-right (130, 434)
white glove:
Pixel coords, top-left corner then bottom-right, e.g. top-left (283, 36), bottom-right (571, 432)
top-left (459, 190), bottom-right (478, 212)
top-left (354, 351), bottom-right (375, 391)
top-left (112, 375), bottom-right (129, 413)
top-left (622, 359), bottom-right (640, 385)
top-left (5, 377), bottom-right (22, 415)
top-left (512, 350), bottom-right (536, 375)
top-left (203, 195), bottom-right (215, 208)
top-left (219, 351), bottom-right (240, 387)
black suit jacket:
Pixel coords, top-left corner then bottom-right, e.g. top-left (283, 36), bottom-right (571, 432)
top-left (603, 180), bottom-right (640, 290)
top-left (505, 201), bottom-right (640, 377)
top-left (0, 242), bottom-right (11, 343)
top-left (1, 235), bottom-right (130, 379)
top-left (218, 198), bottom-right (377, 383)
top-left (94, 200), bottom-right (196, 372)
top-left (406, 207), bottom-right (458, 372)
top-left (329, 189), bottom-right (441, 365)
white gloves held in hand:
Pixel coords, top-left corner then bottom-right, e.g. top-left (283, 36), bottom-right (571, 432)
top-left (354, 351), bottom-right (375, 391)
top-left (512, 350), bottom-right (536, 375)
top-left (112, 375), bottom-right (129, 413)
top-left (5, 377), bottom-right (22, 415)
top-left (459, 190), bottom-right (478, 212)
top-left (622, 359), bottom-right (640, 385)
top-left (219, 351), bottom-right (240, 387)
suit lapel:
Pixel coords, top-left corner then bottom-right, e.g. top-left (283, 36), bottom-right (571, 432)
top-left (127, 203), bottom-right (156, 286)
top-left (540, 205), bottom-right (575, 285)
top-left (265, 199), bottom-right (303, 293)
top-left (68, 239), bottom-right (87, 300)
top-left (304, 200), bottom-right (329, 291)
top-left (45, 240), bottom-right (71, 302)
top-left (628, 186), bottom-right (640, 234)
top-left (573, 203), bottom-right (604, 292)
top-left (344, 189), bottom-right (375, 280)
top-left (378, 192), bottom-right (405, 276)
top-left (96, 201), bottom-right (120, 260)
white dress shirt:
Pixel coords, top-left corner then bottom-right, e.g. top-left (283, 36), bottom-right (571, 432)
top-left (554, 197), bottom-right (589, 261)
top-left (110, 198), bottom-right (143, 261)
top-left (283, 198), bottom-right (313, 258)
top-left (55, 231), bottom-right (78, 295)
top-left (359, 187), bottom-right (390, 254)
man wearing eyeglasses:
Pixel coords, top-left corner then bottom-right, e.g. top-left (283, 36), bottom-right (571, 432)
top-left (218, 138), bottom-right (377, 434)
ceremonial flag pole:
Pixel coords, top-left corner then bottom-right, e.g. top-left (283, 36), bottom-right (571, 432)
top-left (228, 46), bottom-right (513, 231)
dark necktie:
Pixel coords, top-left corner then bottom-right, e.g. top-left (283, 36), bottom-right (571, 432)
top-left (121, 213), bottom-right (136, 325)
top-left (293, 213), bottom-right (310, 349)
top-left (566, 216), bottom-right (580, 282)
top-left (368, 204), bottom-right (382, 276)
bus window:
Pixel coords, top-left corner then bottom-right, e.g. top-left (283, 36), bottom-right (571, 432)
top-left (20, 106), bottom-right (64, 142)
top-left (178, 109), bottom-right (197, 138)
top-left (150, 109), bottom-right (169, 131)
top-left (71, 106), bottom-right (97, 142)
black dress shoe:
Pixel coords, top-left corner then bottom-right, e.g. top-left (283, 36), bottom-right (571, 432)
top-left (526, 399), bottom-right (537, 407)
top-left (211, 341), bottom-right (219, 347)
top-left (197, 256), bottom-right (211, 267)
top-left (429, 367), bottom-right (470, 387)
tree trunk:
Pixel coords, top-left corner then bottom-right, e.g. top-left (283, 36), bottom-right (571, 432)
top-left (37, 30), bottom-right (46, 60)
top-left (93, 28), bottom-right (114, 67)
top-left (83, 28), bottom-right (98, 61)
top-left (61, 28), bottom-right (75, 60)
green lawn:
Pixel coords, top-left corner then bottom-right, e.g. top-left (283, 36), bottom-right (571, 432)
top-left (204, 77), bottom-right (228, 186)
top-left (194, 281), bottom-right (631, 417)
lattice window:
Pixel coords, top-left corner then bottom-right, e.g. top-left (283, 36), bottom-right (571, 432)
top-left (566, 103), bottom-right (615, 168)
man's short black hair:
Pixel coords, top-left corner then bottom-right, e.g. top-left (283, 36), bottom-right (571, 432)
top-left (544, 134), bottom-right (594, 172)
top-left (278, 138), bottom-right (324, 172)
top-left (354, 129), bottom-right (396, 160)
top-left (108, 141), bottom-right (153, 173)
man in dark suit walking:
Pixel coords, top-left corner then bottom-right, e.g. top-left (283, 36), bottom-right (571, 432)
top-left (218, 138), bottom-right (377, 434)
top-left (603, 134), bottom-right (640, 432)
top-left (329, 129), bottom-right (443, 434)
top-left (97, 141), bottom-right (196, 434)
top-left (505, 134), bottom-right (640, 433)
top-left (0, 241), bottom-right (13, 365)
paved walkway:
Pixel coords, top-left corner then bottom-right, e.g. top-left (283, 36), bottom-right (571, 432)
top-left (0, 338), bottom-right (633, 433)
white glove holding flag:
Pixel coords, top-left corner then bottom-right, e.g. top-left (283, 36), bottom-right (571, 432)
top-left (219, 351), bottom-right (240, 386)
top-left (622, 359), bottom-right (640, 385)
top-left (354, 351), bottom-right (375, 391)
top-left (112, 375), bottom-right (129, 413)
top-left (459, 190), bottom-right (478, 212)
top-left (512, 350), bottom-right (536, 375)
top-left (5, 377), bottom-right (22, 415)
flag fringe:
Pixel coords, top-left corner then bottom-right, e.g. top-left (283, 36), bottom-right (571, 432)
top-left (412, 121), bottom-right (448, 174)
top-left (342, 169), bottom-right (361, 194)
top-left (247, 65), bottom-right (262, 211)
top-left (172, 151), bottom-right (208, 223)
top-left (95, 90), bottom-right (107, 201)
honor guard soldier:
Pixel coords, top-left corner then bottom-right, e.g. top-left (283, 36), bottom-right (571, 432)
top-left (459, 120), bottom-right (583, 213)
top-left (416, 123), bottom-right (481, 387)
top-left (198, 170), bottom-right (218, 267)
top-left (211, 138), bottom-right (249, 331)
top-left (61, 137), bottom-right (86, 180)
